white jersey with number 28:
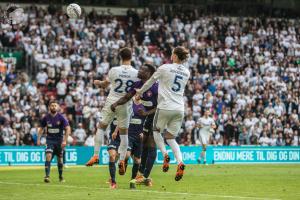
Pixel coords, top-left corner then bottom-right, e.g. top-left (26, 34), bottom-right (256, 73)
top-left (107, 65), bottom-right (139, 102)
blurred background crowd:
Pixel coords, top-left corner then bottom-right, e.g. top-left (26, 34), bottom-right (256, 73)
top-left (0, 4), bottom-right (299, 147)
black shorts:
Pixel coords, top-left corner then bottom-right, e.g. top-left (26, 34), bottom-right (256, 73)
top-left (45, 143), bottom-right (63, 157)
top-left (127, 136), bottom-right (143, 158)
top-left (107, 138), bottom-right (120, 151)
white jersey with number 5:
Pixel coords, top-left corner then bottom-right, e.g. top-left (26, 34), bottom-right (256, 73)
top-left (139, 63), bottom-right (190, 111)
top-left (107, 65), bottom-right (139, 103)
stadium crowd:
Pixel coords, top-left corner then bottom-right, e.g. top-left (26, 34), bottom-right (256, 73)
top-left (0, 5), bottom-right (299, 147)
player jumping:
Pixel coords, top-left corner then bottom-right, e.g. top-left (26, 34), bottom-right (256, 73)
top-left (111, 64), bottom-right (158, 186)
top-left (85, 47), bottom-right (139, 175)
top-left (136, 46), bottom-right (190, 181)
top-left (37, 100), bottom-right (71, 183)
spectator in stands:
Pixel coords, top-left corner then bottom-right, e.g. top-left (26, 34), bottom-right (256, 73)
top-left (0, 5), bottom-right (299, 147)
top-left (73, 123), bottom-right (87, 145)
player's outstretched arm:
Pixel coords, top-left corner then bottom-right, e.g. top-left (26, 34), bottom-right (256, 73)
top-left (94, 79), bottom-right (110, 88)
top-left (136, 67), bottom-right (162, 95)
top-left (137, 107), bottom-right (157, 117)
top-left (110, 92), bottom-right (134, 112)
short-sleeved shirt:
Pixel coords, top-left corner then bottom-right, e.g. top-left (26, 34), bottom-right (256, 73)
top-left (40, 113), bottom-right (69, 144)
top-left (106, 65), bottom-right (139, 102)
top-left (129, 80), bottom-right (158, 111)
top-left (138, 63), bottom-right (190, 112)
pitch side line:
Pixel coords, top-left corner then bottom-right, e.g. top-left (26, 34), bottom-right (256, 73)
top-left (0, 181), bottom-right (281, 200)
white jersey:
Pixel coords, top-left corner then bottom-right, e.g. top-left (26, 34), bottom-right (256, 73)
top-left (107, 65), bottom-right (139, 102)
top-left (139, 63), bottom-right (190, 111)
top-left (198, 117), bottom-right (215, 133)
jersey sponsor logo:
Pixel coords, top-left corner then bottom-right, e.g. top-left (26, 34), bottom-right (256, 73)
top-left (48, 128), bottom-right (60, 134)
top-left (130, 118), bottom-right (142, 125)
top-left (141, 100), bottom-right (153, 107)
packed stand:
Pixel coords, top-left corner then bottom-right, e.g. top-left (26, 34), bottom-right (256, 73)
top-left (0, 5), bottom-right (299, 146)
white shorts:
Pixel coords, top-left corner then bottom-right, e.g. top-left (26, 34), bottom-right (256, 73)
top-left (199, 131), bottom-right (212, 145)
top-left (101, 101), bottom-right (132, 129)
top-left (153, 109), bottom-right (184, 136)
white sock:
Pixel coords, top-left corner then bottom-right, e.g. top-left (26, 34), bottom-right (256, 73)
top-left (153, 131), bottom-right (167, 155)
top-left (166, 139), bottom-right (183, 164)
top-left (94, 128), bottom-right (104, 156)
top-left (118, 135), bottom-right (128, 160)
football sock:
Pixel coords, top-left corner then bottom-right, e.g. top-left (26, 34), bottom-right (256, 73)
top-left (200, 151), bottom-right (206, 162)
top-left (144, 147), bottom-right (156, 178)
top-left (57, 162), bottom-right (63, 177)
top-left (166, 139), bottom-right (183, 164)
top-left (132, 162), bottom-right (140, 180)
top-left (119, 135), bottom-right (128, 160)
top-left (94, 128), bottom-right (104, 156)
top-left (63, 150), bottom-right (66, 164)
top-left (109, 162), bottom-right (116, 183)
top-left (153, 131), bottom-right (167, 155)
top-left (139, 147), bottom-right (148, 174)
top-left (45, 161), bottom-right (51, 177)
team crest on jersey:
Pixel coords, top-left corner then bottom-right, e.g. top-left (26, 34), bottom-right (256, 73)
top-left (146, 90), bottom-right (152, 97)
top-left (47, 123), bottom-right (52, 127)
top-left (57, 121), bottom-right (61, 126)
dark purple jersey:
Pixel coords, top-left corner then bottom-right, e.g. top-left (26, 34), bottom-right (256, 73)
top-left (129, 81), bottom-right (158, 111)
top-left (40, 113), bottom-right (69, 143)
top-left (128, 102), bottom-right (147, 139)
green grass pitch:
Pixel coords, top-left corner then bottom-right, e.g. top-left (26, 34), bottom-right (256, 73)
top-left (0, 164), bottom-right (299, 200)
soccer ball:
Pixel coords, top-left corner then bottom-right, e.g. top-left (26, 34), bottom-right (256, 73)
top-left (66, 3), bottom-right (81, 18)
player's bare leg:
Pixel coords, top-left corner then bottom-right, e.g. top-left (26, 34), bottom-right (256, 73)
top-left (86, 123), bottom-right (107, 166)
top-left (118, 127), bottom-right (128, 175)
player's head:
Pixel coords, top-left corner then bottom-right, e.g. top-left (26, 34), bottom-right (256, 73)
top-left (204, 109), bottom-right (211, 117)
top-left (119, 47), bottom-right (132, 62)
top-left (137, 64), bottom-right (156, 80)
top-left (171, 46), bottom-right (189, 63)
top-left (49, 100), bottom-right (59, 114)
